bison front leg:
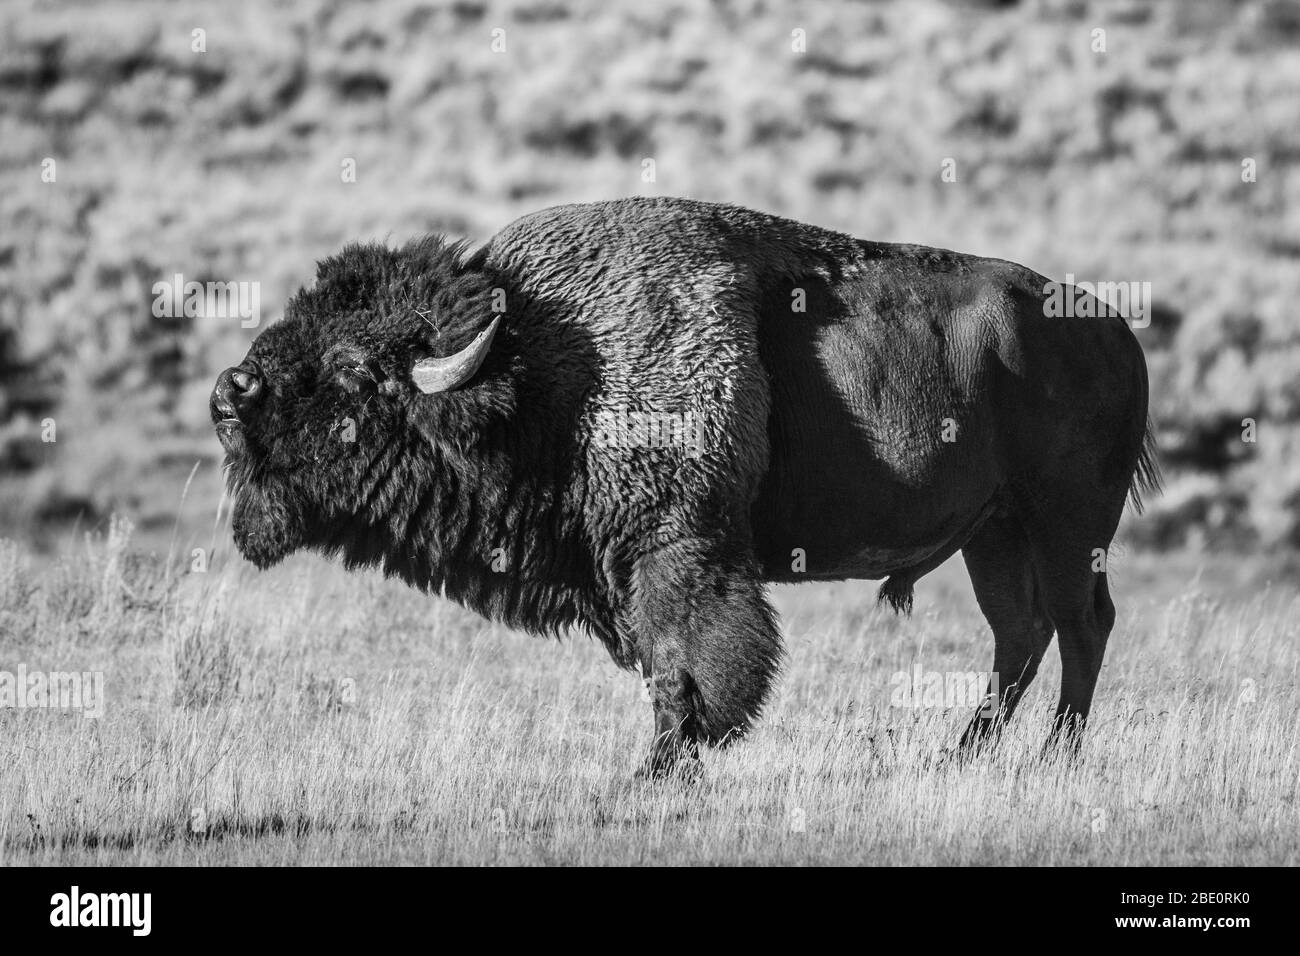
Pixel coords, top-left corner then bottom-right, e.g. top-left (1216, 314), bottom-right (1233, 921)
top-left (630, 540), bottom-right (784, 779)
top-left (641, 662), bottom-right (705, 778)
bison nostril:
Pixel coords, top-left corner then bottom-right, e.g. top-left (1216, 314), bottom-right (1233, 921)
top-left (231, 369), bottom-right (259, 395)
top-left (213, 364), bottom-right (263, 425)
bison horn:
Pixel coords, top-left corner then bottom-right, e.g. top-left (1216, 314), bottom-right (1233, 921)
top-left (410, 317), bottom-right (501, 393)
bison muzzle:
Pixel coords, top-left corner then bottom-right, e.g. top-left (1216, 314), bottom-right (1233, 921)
top-left (210, 197), bottom-right (1159, 776)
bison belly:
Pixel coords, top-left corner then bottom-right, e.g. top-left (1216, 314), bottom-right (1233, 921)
top-left (751, 273), bottom-right (1002, 583)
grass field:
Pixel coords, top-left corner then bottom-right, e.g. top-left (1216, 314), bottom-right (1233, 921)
top-left (1, 516), bottom-right (1296, 865)
top-left (2, 0), bottom-right (1297, 868)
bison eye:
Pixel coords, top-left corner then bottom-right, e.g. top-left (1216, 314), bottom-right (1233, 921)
top-left (335, 363), bottom-right (376, 394)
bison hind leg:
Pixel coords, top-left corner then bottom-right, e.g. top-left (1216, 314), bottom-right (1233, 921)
top-left (958, 514), bottom-right (1055, 751)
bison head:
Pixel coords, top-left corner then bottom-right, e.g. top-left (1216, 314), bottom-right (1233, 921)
top-left (210, 237), bottom-right (511, 570)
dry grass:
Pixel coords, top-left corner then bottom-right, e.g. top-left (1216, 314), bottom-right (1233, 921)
top-left (1, 524), bottom-right (1295, 865)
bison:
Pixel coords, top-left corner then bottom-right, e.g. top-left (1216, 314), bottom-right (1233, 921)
top-left (211, 197), bottom-right (1158, 776)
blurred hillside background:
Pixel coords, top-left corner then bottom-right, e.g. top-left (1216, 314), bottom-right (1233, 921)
top-left (1, 0), bottom-right (1298, 553)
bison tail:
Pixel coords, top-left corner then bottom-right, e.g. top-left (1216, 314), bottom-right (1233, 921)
top-left (1127, 416), bottom-right (1162, 515)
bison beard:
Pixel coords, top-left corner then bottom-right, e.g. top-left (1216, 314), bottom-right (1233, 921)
top-left (212, 197), bottom-right (1158, 778)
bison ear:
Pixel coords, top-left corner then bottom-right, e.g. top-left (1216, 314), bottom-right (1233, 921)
top-left (411, 317), bottom-right (501, 393)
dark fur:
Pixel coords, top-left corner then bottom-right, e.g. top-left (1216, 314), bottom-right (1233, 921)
top-left (213, 197), bottom-right (1158, 771)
